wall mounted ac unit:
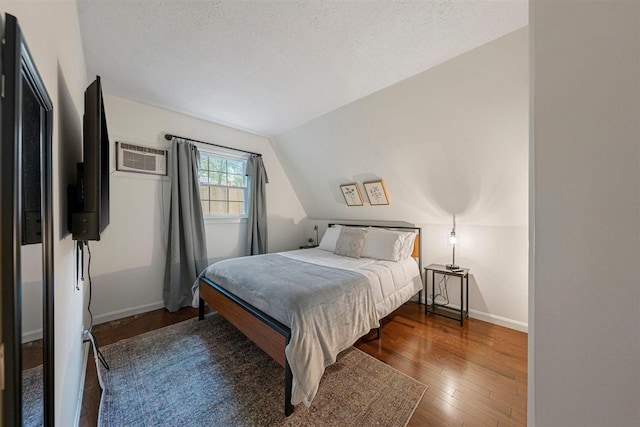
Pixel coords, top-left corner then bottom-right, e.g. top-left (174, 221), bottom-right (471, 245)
top-left (116, 141), bottom-right (167, 176)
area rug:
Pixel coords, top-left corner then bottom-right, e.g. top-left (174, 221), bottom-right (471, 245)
top-left (98, 314), bottom-right (426, 426)
top-left (22, 365), bottom-right (43, 427)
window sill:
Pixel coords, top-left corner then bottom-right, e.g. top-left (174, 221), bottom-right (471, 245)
top-left (204, 216), bottom-right (248, 224)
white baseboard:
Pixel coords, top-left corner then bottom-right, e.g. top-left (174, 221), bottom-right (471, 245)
top-left (412, 295), bottom-right (527, 332)
top-left (93, 301), bottom-right (165, 325)
top-left (432, 302), bottom-right (528, 332)
top-left (22, 328), bottom-right (43, 343)
top-left (468, 309), bottom-right (528, 332)
top-left (74, 340), bottom-right (90, 427)
top-left (93, 299), bottom-right (527, 332)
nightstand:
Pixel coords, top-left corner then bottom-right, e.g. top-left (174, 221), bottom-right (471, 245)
top-left (299, 245), bottom-right (319, 249)
top-left (425, 263), bottom-right (470, 326)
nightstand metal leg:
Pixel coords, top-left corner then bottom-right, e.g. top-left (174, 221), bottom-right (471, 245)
top-left (425, 271), bottom-right (429, 314)
top-left (434, 270), bottom-right (436, 310)
top-left (466, 275), bottom-right (469, 322)
top-left (431, 270), bottom-right (436, 314)
top-left (460, 275), bottom-right (464, 326)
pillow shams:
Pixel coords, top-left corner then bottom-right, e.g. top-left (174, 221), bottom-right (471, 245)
top-left (398, 232), bottom-right (417, 260)
top-left (362, 228), bottom-right (416, 261)
top-left (318, 225), bottom-right (341, 251)
top-left (334, 227), bottom-right (368, 258)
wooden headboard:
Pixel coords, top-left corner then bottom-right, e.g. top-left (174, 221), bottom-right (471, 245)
top-left (327, 223), bottom-right (422, 277)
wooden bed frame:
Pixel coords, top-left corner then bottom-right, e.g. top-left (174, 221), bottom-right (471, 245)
top-left (198, 224), bottom-right (422, 416)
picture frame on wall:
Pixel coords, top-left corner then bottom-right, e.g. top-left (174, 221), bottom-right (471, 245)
top-left (340, 183), bottom-right (364, 206)
top-left (363, 180), bottom-right (390, 205)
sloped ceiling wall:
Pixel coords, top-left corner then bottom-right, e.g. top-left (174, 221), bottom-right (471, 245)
top-left (273, 28), bottom-right (529, 328)
top-left (273, 28), bottom-right (528, 228)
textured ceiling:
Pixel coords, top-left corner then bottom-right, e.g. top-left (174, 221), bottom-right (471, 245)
top-left (77, 0), bottom-right (527, 136)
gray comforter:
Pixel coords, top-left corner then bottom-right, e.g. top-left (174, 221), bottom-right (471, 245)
top-left (203, 253), bottom-right (379, 407)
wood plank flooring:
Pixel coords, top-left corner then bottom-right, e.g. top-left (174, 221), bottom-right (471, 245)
top-left (22, 339), bottom-right (43, 370)
top-left (356, 303), bottom-right (527, 426)
top-left (80, 302), bottom-right (527, 426)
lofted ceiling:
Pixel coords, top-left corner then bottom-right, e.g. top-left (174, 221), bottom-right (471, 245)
top-left (77, 0), bottom-right (527, 137)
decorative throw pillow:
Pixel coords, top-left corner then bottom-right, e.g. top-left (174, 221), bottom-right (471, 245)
top-left (334, 227), bottom-right (369, 258)
top-left (318, 225), bottom-right (342, 251)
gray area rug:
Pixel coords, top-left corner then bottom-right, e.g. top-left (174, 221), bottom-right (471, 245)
top-left (22, 365), bottom-right (43, 427)
top-left (98, 314), bottom-right (426, 426)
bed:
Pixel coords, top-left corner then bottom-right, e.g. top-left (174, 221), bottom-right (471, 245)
top-left (195, 224), bottom-right (423, 416)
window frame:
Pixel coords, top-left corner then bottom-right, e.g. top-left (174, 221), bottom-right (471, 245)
top-left (197, 148), bottom-right (250, 221)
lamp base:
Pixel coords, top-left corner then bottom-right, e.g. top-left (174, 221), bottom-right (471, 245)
top-left (446, 264), bottom-right (459, 270)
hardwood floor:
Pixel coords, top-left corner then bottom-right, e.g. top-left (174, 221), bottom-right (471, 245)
top-left (356, 303), bottom-right (527, 426)
top-left (22, 339), bottom-right (43, 370)
top-left (80, 302), bottom-right (527, 426)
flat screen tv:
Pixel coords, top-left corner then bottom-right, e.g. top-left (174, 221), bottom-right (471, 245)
top-left (69, 76), bottom-right (110, 241)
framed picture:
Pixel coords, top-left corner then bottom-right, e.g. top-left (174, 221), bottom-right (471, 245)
top-left (363, 180), bottom-right (390, 205)
top-left (340, 183), bottom-right (364, 206)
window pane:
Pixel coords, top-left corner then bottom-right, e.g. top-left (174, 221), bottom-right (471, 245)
top-left (229, 202), bottom-right (244, 214)
top-left (210, 201), bottom-right (228, 214)
top-left (210, 186), bottom-right (227, 201)
top-left (208, 171), bottom-right (223, 185)
top-left (199, 186), bottom-right (210, 201)
top-left (227, 160), bottom-right (244, 175)
top-left (228, 188), bottom-right (244, 202)
top-left (200, 155), bottom-right (209, 171)
top-left (198, 153), bottom-right (247, 217)
top-left (198, 170), bottom-right (209, 185)
top-left (228, 173), bottom-right (244, 187)
top-left (210, 158), bottom-right (226, 172)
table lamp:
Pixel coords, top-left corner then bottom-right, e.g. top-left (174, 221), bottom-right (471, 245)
top-left (446, 214), bottom-right (459, 270)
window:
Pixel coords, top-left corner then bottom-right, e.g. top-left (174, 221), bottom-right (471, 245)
top-left (197, 151), bottom-right (248, 218)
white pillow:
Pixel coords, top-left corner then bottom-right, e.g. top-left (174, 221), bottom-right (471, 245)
top-left (318, 225), bottom-right (342, 251)
top-left (362, 228), bottom-right (414, 261)
top-left (399, 232), bottom-right (417, 260)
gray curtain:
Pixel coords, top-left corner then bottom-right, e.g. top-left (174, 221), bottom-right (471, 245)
top-left (246, 155), bottom-right (269, 255)
top-left (164, 138), bottom-right (208, 312)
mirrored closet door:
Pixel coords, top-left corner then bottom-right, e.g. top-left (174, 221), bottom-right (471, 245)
top-left (1, 13), bottom-right (55, 426)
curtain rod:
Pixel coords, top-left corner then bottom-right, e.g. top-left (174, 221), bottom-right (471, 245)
top-left (164, 133), bottom-right (262, 157)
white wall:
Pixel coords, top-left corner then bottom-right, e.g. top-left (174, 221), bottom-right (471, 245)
top-left (531, 2), bottom-right (640, 426)
top-left (20, 244), bottom-right (42, 342)
top-left (275, 28), bottom-right (529, 330)
top-left (88, 95), bottom-right (307, 322)
top-left (0, 1), bottom-right (89, 425)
